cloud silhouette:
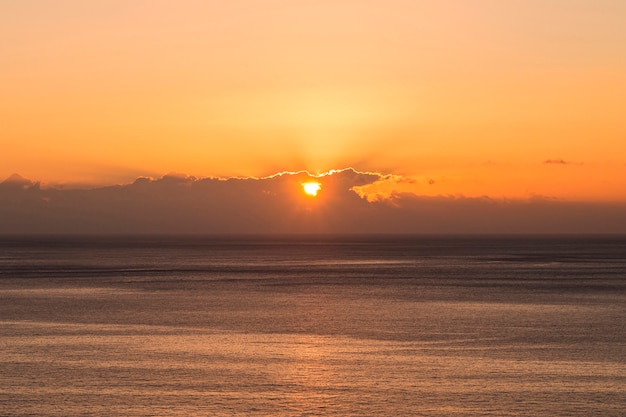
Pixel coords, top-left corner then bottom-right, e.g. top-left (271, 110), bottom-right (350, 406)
top-left (543, 159), bottom-right (583, 166)
top-left (0, 173), bottom-right (39, 190)
top-left (1, 169), bottom-right (625, 234)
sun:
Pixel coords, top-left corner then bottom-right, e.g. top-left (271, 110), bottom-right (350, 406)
top-left (302, 181), bottom-right (322, 197)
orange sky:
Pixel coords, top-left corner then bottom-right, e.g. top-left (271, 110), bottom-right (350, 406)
top-left (2, 1), bottom-right (625, 201)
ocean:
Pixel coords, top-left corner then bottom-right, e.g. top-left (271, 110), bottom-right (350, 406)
top-left (1, 235), bottom-right (625, 416)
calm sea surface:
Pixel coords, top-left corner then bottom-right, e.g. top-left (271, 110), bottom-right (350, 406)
top-left (1, 235), bottom-right (625, 416)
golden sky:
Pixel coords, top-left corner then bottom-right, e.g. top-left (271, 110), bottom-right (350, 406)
top-left (2, 1), bottom-right (625, 201)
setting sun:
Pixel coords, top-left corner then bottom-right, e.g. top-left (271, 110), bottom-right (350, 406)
top-left (302, 182), bottom-right (322, 197)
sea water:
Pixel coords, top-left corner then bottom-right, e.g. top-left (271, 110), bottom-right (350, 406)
top-left (1, 235), bottom-right (625, 416)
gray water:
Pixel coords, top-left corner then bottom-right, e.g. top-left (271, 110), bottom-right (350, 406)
top-left (1, 235), bottom-right (625, 416)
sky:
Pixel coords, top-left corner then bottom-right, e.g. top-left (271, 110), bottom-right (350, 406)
top-left (1, 1), bottom-right (626, 233)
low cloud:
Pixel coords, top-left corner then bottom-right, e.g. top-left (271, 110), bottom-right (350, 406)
top-left (1, 169), bottom-right (625, 234)
top-left (0, 173), bottom-right (39, 190)
top-left (544, 159), bottom-right (568, 165)
top-left (543, 159), bottom-right (583, 166)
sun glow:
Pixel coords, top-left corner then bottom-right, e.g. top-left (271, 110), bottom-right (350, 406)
top-left (302, 182), bottom-right (322, 197)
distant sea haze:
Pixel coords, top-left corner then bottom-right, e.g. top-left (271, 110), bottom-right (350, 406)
top-left (1, 235), bottom-right (625, 416)
top-left (2, 171), bottom-right (626, 234)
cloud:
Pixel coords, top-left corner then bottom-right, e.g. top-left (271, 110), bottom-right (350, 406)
top-left (543, 159), bottom-right (583, 166)
top-left (0, 173), bottom-right (39, 190)
top-left (375, 193), bottom-right (626, 234)
top-left (1, 169), bottom-right (625, 234)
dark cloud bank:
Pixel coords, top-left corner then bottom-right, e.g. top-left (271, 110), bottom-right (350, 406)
top-left (1, 169), bottom-right (625, 234)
